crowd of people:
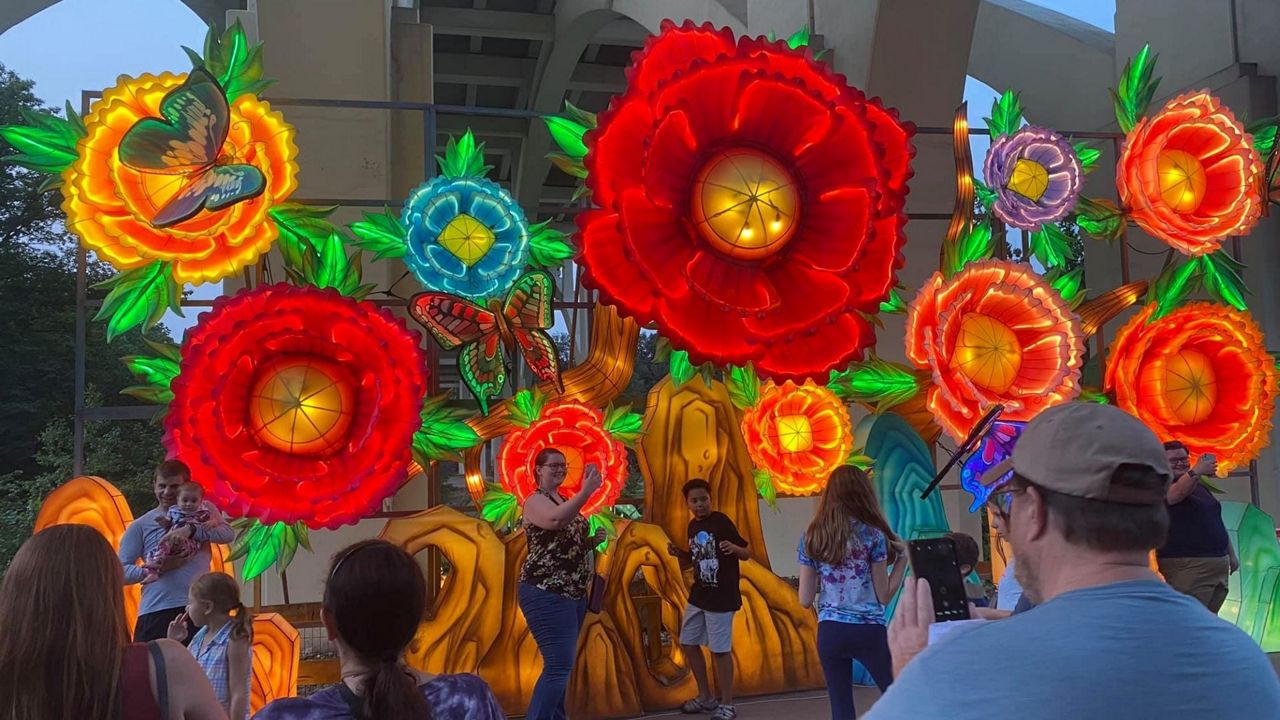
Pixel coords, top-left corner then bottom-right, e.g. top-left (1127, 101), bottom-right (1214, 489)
top-left (1, 402), bottom-right (1278, 720)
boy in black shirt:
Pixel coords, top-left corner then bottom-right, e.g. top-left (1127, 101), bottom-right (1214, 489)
top-left (667, 479), bottom-right (749, 719)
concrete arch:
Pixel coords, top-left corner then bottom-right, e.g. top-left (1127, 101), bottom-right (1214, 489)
top-left (969, 0), bottom-right (1117, 129)
top-left (514, 0), bottom-right (748, 208)
top-left (1, 0), bottom-right (240, 36)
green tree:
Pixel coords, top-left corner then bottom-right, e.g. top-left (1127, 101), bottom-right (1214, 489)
top-left (0, 64), bottom-right (171, 569)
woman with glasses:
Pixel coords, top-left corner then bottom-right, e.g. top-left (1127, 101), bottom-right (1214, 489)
top-left (255, 540), bottom-right (505, 719)
top-left (517, 448), bottom-right (606, 720)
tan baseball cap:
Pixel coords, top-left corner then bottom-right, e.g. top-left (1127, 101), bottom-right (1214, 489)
top-left (981, 403), bottom-right (1172, 504)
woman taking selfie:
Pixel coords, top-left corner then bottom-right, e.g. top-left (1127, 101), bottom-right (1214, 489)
top-left (518, 448), bottom-right (606, 720)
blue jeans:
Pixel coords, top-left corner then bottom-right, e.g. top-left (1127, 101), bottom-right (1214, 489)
top-left (817, 621), bottom-right (893, 720)
top-left (518, 582), bottom-right (587, 720)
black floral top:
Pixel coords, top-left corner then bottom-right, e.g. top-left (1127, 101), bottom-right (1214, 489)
top-left (519, 489), bottom-right (591, 599)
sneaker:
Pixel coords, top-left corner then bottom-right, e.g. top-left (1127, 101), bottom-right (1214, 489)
top-left (712, 705), bottom-right (737, 720)
top-left (680, 698), bottom-right (719, 714)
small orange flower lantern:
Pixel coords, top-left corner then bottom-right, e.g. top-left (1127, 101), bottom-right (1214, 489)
top-left (740, 381), bottom-right (854, 495)
top-left (1105, 303), bottom-right (1277, 473)
top-left (250, 613), bottom-right (301, 714)
top-left (905, 261), bottom-right (1085, 443)
top-left (1117, 92), bottom-right (1262, 257)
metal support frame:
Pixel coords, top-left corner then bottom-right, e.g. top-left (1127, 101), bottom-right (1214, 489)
top-left (69, 100), bottom-right (1263, 506)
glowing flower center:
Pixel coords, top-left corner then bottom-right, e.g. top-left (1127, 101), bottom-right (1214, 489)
top-left (774, 414), bottom-right (814, 453)
top-left (1157, 149), bottom-right (1207, 213)
top-left (248, 357), bottom-right (355, 456)
top-left (1160, 348), bottom-right (1218, 425)
top-left (438, 213), bottom-right (495, 267)
top-left (691, 148), bottom-right (800, 260)
top-left (954, 314), bottom-right (1023, 394)
top-left (1006, 158), bottom-right (1049, 202)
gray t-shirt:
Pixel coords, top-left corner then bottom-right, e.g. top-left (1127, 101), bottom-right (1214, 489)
top-left (118, 506), bottom-right (235, 615)
top-left (866, 580), bottom-right (1279, 719)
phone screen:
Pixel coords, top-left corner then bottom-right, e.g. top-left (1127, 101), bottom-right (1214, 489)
top-left (907, 538), bottom-right (971, 623)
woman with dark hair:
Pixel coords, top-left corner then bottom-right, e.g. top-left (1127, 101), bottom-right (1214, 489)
top-left (0, 524), bottom-right (227, 720)
top-left (518, 447), bottom-right (606, 720)
top-left (798, 466), bottom-right (908, 720)
top-left (255, 539), bottom-right (504, 720)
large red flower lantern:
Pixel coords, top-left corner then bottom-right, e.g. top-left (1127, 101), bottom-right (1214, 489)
top-left (740, 381), bottom-right (854, 495)
top-left (165, 284), bottom-right (428, 529)
top-left (905, 261), bottom-right (1085, 443)
top-left (1105, 303), bottom-right (1277, 474)
top-left (576, 20), bottom-right (914, 381)
top-left (1117, 91), bottom-right (1263, 256)
top-left (497, 401), bottom-right (628, 516)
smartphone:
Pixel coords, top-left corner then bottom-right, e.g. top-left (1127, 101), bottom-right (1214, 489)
top-left (907, 537), bottom-right (971, 623)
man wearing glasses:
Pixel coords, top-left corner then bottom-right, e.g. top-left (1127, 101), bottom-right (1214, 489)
top-left (1157, 441), bottom-right (1239, 612)
top-left (863, 403), bottom-right (1278, 719)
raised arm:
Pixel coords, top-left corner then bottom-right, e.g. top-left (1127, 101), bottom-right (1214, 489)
top-left (1168, 455), bottom-right (1217, 504)
top-left (872, 539), bottom-right (908, 605)
top-left (188, 508), bottom-right (234, 544)
top-left (798, 564), bottom-right (819, 609)
top-left (118, 519), bottom-right (148, 585)
top-left (522, 467), bottom-right (603, 530)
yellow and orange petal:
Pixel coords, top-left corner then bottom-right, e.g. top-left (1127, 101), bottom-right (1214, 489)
top-left (61, 73), bottom-right (299, 285)
top-left (1105, 303), bottom-right (1277, 474)
top-left (905, 261), bottom-right (1085, 443)
top-left (740, 381), bottom-right (854, 495)
top-left (1117, 91), bottom-right (1262, 257)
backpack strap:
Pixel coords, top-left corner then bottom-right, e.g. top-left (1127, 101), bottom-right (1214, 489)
top-left (147, 641), bottom-right (171, 720)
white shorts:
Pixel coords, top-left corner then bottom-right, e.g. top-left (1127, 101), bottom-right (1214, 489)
top-left (679, 605), bottom-right (736, 654)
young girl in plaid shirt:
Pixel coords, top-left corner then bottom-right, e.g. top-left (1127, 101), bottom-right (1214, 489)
top-left (169, 572), bottom-right (253, 719)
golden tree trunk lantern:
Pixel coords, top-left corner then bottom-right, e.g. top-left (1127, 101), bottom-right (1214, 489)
top-left (638, 377), bottom-right (770, 569)
top-left (250, 613), bottom-right (301, 714)
top-left (379, 507), bottom-right (507, 673)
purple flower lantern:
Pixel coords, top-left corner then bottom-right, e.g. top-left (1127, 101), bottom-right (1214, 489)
top-left (982, 126), bottom-right (1082, 231)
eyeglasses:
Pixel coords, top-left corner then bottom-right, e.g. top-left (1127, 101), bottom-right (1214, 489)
top-left (538, 463), bottom-right (568, 471)
top-left (988, 486), bottom-right (1025, 516)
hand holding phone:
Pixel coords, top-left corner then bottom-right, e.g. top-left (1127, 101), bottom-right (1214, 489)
top-left (906, 537), bottom-right (971, 623)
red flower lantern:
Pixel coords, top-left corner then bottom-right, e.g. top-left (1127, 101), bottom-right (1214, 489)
top-left (496, 402), bottom-right (628, 516)
top-left (1105, 303), bottom-right (1277, 474)
top-left (740, 381), bottom-right (854, 495)
top-left (577, 20), bottom-right (914, 382)
top-left (1117, 91), bottom-right (1263, 256)
top-left (166, 284), bottom-right (427, 529)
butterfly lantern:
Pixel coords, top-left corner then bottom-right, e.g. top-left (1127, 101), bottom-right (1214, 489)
top-left (412, 270), bottom-right (565, 414)
top-left (118, 67), bottom-right (267, 228)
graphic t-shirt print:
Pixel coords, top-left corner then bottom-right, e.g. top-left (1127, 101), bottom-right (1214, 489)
top-left (692, 529), bottom-right (721, 587)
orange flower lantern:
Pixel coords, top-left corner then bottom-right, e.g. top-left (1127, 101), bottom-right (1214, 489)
top-left (905, 261), bottom-right (1085, 443)
top-left (1105, 303), bottom-right (1277, 473)
top-left (497, 401), bottom-right (629, 516)
top-left (740, 381), bottom-right (854, 495)
top-left (63, 71), bottom-right (299, 284)
top-left (1116, 91), bottom-right (1262, 257)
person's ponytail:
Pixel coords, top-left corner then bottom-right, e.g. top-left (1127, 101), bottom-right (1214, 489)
top-left (229, 601), bottom-right (253, 643)
top-left (365, 657), bottom-right (431, 719)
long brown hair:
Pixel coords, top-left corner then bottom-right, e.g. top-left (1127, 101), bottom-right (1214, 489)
top-left (325, 540), bottom-right (431, 719)
top-left (803, 466), bottom-right (900, 565)
top-left (0, 524), bottom-right (129, 720)
top-left (190, 572), bottom-right (253, 642)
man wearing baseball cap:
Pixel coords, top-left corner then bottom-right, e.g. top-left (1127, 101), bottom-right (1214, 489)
top-left (865, 403), bottom-right (1279, 719)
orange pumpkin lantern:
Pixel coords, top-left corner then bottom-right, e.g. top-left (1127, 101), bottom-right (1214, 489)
top-left (1105, 303), bottom-right (1277, 474)
top-left (1116, 92), bottom-right (1262, 257)
top-left (905, 261), bottom-right (1085, 443)
top-left (740, 381), bottom-right (854, 495)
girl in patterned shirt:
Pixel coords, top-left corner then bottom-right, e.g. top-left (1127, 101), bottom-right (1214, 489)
top-left (798, 466), bottom-right (909, 720)
top-left (168, 572), bottom-right (253, 720)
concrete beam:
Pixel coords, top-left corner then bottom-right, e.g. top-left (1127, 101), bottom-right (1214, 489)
top-left (420, 6), bottom-right (554, 40)
top-left (434, 52), bottom-right (625, 93)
